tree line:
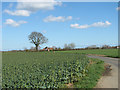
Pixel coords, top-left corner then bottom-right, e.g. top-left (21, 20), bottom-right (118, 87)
top-left (4, 31), bottom-right (118, 52)
top-left (28, 31), bottom-right (118, 52)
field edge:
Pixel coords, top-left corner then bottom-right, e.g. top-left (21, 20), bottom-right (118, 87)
top-left (73, 58), bottom-right (105, 88)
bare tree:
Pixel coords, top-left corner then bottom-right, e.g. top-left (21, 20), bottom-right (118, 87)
top-left (64, 43), bottom-right (75, 49)
top-left (86, 45), bottom-right (98, 49)
top-left (101, 45), bottom-right (111, 49)
top-left (64, 44), bottom-right (68, 49)
top-left (68, 43), bottom-right (75, 49)
top-left (28, 32), bottom-right (48, 51)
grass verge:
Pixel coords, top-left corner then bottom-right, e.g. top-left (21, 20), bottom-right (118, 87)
top-left (73, 58), bottom-right (104, 88)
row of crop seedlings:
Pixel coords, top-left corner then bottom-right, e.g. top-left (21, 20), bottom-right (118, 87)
top-left (2, 56), bottom-right (90, 88)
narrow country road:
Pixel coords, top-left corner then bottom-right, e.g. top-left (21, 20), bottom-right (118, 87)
top-left (87, 55), bottom-right (119, 88)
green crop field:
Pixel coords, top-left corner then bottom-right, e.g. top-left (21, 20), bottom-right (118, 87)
top-left (60, 49), bottom-right (119, 58)
top-left (2, 52), bottom-right (104, 88)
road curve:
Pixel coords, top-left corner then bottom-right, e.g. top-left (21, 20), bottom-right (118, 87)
top-left (87, 55), bottom-right (119, 88)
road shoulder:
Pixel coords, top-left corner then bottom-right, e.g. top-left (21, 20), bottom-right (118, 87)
top-left (87, 55), bottom-right (118, 88)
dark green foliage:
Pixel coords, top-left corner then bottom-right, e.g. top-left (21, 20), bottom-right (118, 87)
top-left (2, 52), bottom-right (90, 88)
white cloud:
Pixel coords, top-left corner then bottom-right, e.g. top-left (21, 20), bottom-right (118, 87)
top-left (43, 15), bottom-right (72, 22)
top-left (66, 16), bottom-right (72, 20)
top-left (91, 21), bottom-right (111, 27)
top-left (4, 9), bottom-right (31, 16)
top-left (70, 21), bottom-right (111, 29)
top-left (70, 24), bottom-right (89, 29)
top-left (5, 19), bottom-right (27, 27)
top-left (116, 7), bottom-right (120, 10)
top-left (17, 0), bottom-right (62, 12)
top-left (4, 0), bottom-right (62, 16)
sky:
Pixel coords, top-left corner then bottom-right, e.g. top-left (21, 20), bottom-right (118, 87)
top-left (2, 1), bottom-right (119, 51)
top-left (1, 0), bottom-right (120, 2)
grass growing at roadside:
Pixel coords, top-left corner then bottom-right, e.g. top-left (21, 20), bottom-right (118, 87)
top-left (73, 58), bottom-right (104, 88)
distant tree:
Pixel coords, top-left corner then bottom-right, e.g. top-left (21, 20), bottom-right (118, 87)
top-left (28, 32), bottom-right (48, 51)
top-left (24, 47), bottom-right (29, 52)
top-left (58, 47), bottom-right (61, 50)
top-left (86, 45), bottom-right (98, 49)
top-left (52, 46), bottom-right (56, 50)
top-left (64, 43), bottom-right (76, 49)
top-left (101, 45), bottom-right (111, 49)
top-left (30, 47), bottom-right (36, 51)
top-left (64, 44), bottom-right (69, 49)
top-left (68, 43), bottom-right (75, 49)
